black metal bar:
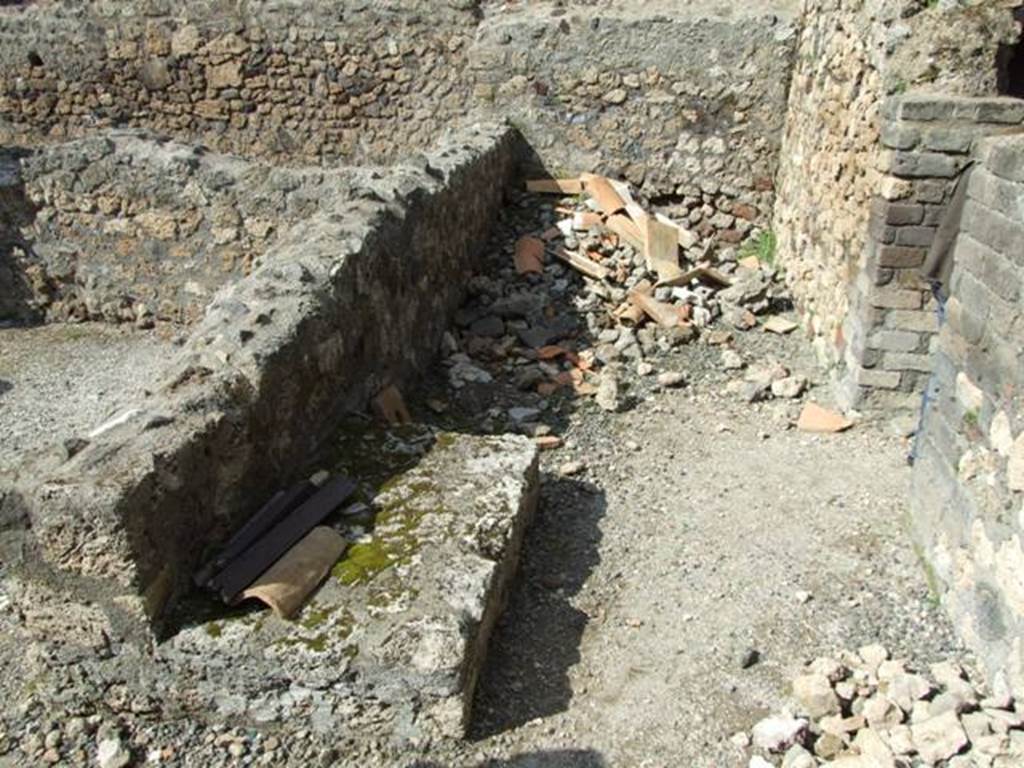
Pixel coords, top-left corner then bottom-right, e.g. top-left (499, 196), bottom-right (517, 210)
top-left (215, 476), bottom-right (357, 603)
top-left (195, 481), bottom-right (317, 588)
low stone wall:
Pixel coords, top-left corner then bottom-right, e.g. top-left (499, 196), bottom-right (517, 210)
top-left (911, 133), bottom-right (1024, 700)
top-left (0, 121), bottom-right (519, 645)
top-left (773, 0), bottom-right (1017, 395)
top-left (5, 131), bottom-right (356, 326)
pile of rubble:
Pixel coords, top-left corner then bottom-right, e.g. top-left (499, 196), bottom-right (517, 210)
top-left (743, 645), bottom-right (1024, 767)
top-left (438, 173), bottom-right (811, 430)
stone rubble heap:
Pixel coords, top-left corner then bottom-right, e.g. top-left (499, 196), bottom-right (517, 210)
top-left (442, 180), bottom-right (802, 427)
top-left (744, 645), bottom-right (1024, 767)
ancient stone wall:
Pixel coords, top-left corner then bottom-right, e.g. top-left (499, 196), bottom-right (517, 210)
top-left (5, 130), bottom-right (356, 326)
top-left (0, 122), bottom-right (519, 645)
top-left (773, 0), bottom-right (1017, 395)
top-left (911, 133), bottom-right (1024, 700)
top-left (0, 0), bottom-right (800, 244)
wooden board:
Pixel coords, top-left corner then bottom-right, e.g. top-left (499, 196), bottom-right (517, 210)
top-left (526, 178), bottom-right (583, 194)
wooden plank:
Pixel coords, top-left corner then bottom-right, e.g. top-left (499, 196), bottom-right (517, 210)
top-left (644, 216), bottom-right (683, 281)
top-left (195, 480), bottom-right (316, 587)
top-left (581, 173), bottom-right (627, 216)
top-left (240, 527), bottom-right (347, 618)
top-left (605, 213), bottom-right (644, 250)
top-left (553, 248), bottom-right (611, 281)
top-left (526, 178), bottom-right (583, 194)
top-left (514, 235), bottom-right (546, 274)
top-left (215, 476), bottom-right (357, 603)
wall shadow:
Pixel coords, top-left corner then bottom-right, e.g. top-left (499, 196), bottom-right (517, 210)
top-left (0, 147), bottom-right (41, 324)
top-left (469, 475), bottom-right (605, 738)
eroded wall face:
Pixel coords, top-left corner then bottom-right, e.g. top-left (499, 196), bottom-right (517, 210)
top-left (911, 134), bottom-right (1024, 699)
top-left (0, 1), bottom-right (799, 244)
top-left (772, 0), bottom-right (885, 371)
top-left (772, 0), bottom-right (1018, 399)
top-left (7, 132), bottom-right (355, 326)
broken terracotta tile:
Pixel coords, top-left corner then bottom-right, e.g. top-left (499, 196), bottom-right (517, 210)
top-left (629, 291), bottom-right (679, 328)
top-left (535, 435), bottom-right (563, 451)
top-left (541, 226), bottom-right (562, 242)
top-left (581, 173), bottom-right (627, 215)
top-left (644, 216), bottom-right (683, 282)
top-left (240, 526), bottom-right (346, 619)
top-left (798, 403), bottom-right (853, 434)
top-left (537, 345), bottom-right (567, 360)
top-left (526, 178), bottom-right (583, 194)
top-left (573, 211), bottom-right (604, 230)
top-left (606, 213), bottom-right (644, 250)
top-left (657, 265), bottom-right (733, 289)
top-left (554, 247), bottom-right (611, 280)
top-left (609, 178), bottom-right (648, 227)
top-left (764, 316), bottom-right (799, 335)
top-left (513, 236), bottom-right (546, 275)
top-left (372, 385), bottom-right (412, 425)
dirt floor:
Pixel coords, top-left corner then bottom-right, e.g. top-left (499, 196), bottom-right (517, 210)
top-left (409, 322), bottom-right (962, 768)
top-left (0, 323), bottom-right (176, 473)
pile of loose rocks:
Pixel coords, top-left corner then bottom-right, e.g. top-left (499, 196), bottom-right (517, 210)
top-left (436, 180), bottom-right (804, 438)
top-left (742, 645), bottom-right (1024, 767)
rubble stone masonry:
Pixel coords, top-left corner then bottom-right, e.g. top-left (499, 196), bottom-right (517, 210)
top-left (0, 0), bottom-right (800, 244)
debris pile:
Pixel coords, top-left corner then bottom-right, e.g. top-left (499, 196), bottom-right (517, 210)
top-left (743, 645), bottom-right (1024, 767)
top-left (438, 173), bottom-right (804, 429)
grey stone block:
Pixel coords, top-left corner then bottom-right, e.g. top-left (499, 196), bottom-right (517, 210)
top-left (890, 95), bottom-right (957, 122)
top-left (881, 122), bottom-right (920, 150)
top-left (870, 286), bottom-right (924, 310)
top-left (883, 352), bottom-right (934, 373)
top-left (878, 245), bottom-right (926, 268)
top-left (890, 151), bottom-right (967, 179)
top-left (963, 201), bottom-right (1024, 257)
top-left (967, 167), bottom-right (1024, 222)
top-left (886, 309), bottom-right (939, 333)
top-left (883, 202), bottom-right (926, 226)
top-left (984, 137), bottom-right (1024, 183)
top-left (960, 98), bottom-right (1024, 125)
top-left (868, 329), bottom-right (923, 353)
top-left (895, 225), bottom-right (936, 247)
top-left (854, 366), bottom-right (903, 390)
top-left (921, 128), bottom-right (974, 155)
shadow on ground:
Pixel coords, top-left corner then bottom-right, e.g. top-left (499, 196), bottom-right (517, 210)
top-left (411, 748), bottom-right (607, 767)
top-left (0, 379), bottom-right (10, 397)
top-left (470, 474), bottom-right (606, 738)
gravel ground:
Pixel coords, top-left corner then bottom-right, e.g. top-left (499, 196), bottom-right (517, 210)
top-left (0, 323), bottom-right (176, 472)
